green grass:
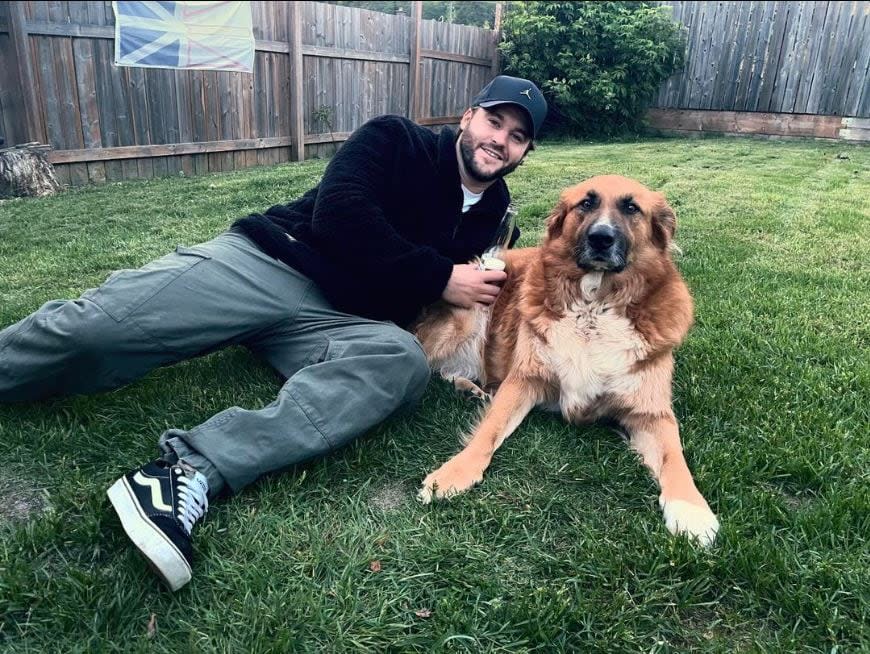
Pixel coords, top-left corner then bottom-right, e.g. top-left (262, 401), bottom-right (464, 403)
top-left (1, 136), bottom-right (868, 653)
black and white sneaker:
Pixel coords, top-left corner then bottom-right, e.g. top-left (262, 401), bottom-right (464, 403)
top-left (107, 459), bottom-right (209, 591)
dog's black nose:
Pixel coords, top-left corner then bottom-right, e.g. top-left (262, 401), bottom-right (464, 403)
top-left (587, 224), bottom-right (616, 250)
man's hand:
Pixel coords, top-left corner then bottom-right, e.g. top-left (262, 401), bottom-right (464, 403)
top-left (442, 264), bottom-right (507, 308)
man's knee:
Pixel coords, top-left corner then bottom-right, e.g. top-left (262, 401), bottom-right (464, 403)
top-left (33, 299), bottom-right (124, 356)
top-left (0, 298), bottom-right (152, 399)
top-left (387, 329), bottom-right (431, 403)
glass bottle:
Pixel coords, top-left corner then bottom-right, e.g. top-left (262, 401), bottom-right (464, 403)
top-left (479, 204), bottom-right (517, 271)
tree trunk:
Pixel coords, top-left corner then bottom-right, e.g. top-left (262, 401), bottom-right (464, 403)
top-left (0, 143), bottom-right (62, 198)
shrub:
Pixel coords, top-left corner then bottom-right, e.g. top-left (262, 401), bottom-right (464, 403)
top-left (500, 1), bottom-right (686, 137)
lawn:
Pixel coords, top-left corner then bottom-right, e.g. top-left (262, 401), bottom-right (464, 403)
top-left (0, 136), bottom-right (868, 653)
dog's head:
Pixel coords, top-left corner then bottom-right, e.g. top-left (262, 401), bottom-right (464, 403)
top-left (544, 175), bottom-right (676, 273)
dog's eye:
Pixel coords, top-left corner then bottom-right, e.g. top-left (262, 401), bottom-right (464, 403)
top-left (625, 203), bottom-right (640, 214)
top-left (579, 198), bottom-right (594, 210)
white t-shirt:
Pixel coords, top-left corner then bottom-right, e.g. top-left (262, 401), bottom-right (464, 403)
top-left (461, 184), bottom-right (483, 213)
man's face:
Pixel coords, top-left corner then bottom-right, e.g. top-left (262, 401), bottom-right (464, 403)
top-left (457, 105), bottom-right (532, 184)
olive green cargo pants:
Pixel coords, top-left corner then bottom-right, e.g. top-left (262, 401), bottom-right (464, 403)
top-left (0, 231), bottom-right (430, 496)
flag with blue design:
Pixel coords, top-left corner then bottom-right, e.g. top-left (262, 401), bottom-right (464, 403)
top-left (112, 1), bottom-right (254, 72)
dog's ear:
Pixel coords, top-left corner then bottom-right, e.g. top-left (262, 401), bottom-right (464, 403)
top-left (545, 199), bottom-right (569, 240)
top-left (651, 194), bottom-right (676, 250)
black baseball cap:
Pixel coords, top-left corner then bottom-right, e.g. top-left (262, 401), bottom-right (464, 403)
top-left (471, 75), bottom-right (548, 139)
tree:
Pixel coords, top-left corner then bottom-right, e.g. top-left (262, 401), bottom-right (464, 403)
top-left (500, 2), bottom-right (686, 136)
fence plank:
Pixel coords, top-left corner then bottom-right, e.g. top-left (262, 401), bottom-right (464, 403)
top-left (709, 1), bottom-right (733, 108)
top-left (836, 2), bottom-right (862, 116)
top-left (851, 7), bottom-right (870, 116)
top-left (217, 71), bottom-right (235, 170)
top-left (722, 1), bottom-right (750, 108)
top-left (289, 1), bottom-right (303, 161)
top-left (48, 137), bottom-right (296, 163)
top-left (796, 2), bottom-right (826, 112)
top-left (34, 36), bottom-right (63, 147)
top-left (756, 2), bottom-right (793, 112)
top-left (87, 160), bottom-right (107, 184)
top-left (301, 45), bottom-right (408, 64)
top-left (777, 1), bottom-right (811, 114)
top-left (126, 65), bottom-right (153, 178)
top-left (421, 48), bottom-right (490, 67)
top-left (677, 1), bottom-right (700, 107)
top-left (698, 1), bottom-right (721, 109)
top-left (827, 1), bottom-right (862, 115)
top-left (408, 1), bottom-right (422, 121)
top-left (104, 47), bottom-right (131, 151)
top-left (72, 37), bottom-right (100, 148)
top-left (163, 73), bottom-right (183, 175)
top-left (53, 161), bottom-right (71, 186)
top-left (805, 2), bottom-right (842, 114)
top-left (9, 2), bottom-right (47, 143)
top-left (57, 37), bottom-right (84, 148)
top-left (193, 152), bottom-right (208, 176)
top-left (86, 1), bottom-right (106, 26)
top-left (68, 162), bottom-right (89, 186)
top-left (745, 2), bottom-right (774, 110)
top-left (1, 18), bottom-right (26, 145)
top-left (797, 2), bottom-right (837, 113)
top-left (491, 2), bottom-right (502, 76)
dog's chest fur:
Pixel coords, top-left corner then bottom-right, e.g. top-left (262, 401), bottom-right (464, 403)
top-left (539, 272), bottom-right (649, 420)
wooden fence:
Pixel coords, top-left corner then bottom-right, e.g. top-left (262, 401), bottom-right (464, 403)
top-left (0, 1), bottom-right (502, 186)
top-left (650, 0), bottom-right (870, 141)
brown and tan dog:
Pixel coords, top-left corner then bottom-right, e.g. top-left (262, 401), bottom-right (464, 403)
top-left (413, 175), bottom-right (719, 546)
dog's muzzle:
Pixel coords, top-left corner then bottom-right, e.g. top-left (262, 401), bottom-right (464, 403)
top-left (577, 223), bottom-right (628, 272)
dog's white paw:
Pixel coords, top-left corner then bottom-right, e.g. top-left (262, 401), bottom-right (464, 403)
top-left (660, 498), bottom-right (719, 547)
top-left (418, 476), bottom-right (463, 505)
top-left (417, 483), bottom-right (437, 505)
top-left (417, 458), bottom-right (484, 505)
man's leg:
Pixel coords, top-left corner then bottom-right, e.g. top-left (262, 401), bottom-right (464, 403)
top-left (0, 258), bottom-right (204, 402)
top-left (160, 298), bottom-right (431, 496)
top-left (0, 232), bottom-right (311, 403)
top-left (109, 263), bottom-right (431, 591)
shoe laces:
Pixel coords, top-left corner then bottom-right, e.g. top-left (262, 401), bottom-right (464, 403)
top-left (176, 471), bottom-right (209, 534)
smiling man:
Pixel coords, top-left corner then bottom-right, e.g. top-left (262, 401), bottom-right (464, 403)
top-left (457, 98), bottom-right (535, 188)
top-left (0, 75), bottom-right (546, 591)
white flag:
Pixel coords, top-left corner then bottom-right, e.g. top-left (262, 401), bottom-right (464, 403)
top-left (113, 1), bottom-right (254, 73)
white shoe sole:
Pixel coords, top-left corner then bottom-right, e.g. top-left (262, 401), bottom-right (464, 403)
top-left (107, 477), bottom-right (192, 592)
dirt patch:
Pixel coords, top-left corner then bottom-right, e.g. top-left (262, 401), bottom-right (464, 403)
top-left (759, 482), bottom-right (814, 510)
top-left (0, 474), bottom-right (46, 523)
top-left (368, 482), bottom-right (408, 512)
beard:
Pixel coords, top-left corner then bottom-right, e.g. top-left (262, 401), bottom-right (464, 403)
top-left (458, 130), bottom-right (523, 183)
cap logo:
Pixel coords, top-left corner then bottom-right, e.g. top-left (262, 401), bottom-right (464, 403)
top-left (520, 88), bottom-right (532, 99)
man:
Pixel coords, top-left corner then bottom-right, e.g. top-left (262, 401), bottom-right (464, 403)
top-left (0, 75), bottom-right (547, 591)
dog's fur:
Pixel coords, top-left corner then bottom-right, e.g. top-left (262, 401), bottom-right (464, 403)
top-left (413, 175), bottom-right (719, 546)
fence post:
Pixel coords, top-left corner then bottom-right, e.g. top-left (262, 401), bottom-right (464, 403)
top-left (407, 1), bottom-right (423, 122)
top-left (288, 1), bottom-right (305, 161)
top-left (491, 2), bottom-right (503, 77)
top-left (8, 1), bottom-right (46, 144)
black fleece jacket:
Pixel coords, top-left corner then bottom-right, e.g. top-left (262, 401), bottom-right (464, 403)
top-left (232, 115), bottom-right (515, 327)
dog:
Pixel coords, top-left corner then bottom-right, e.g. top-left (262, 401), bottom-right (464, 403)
top-left (413, 175), bottom-right (719, 546)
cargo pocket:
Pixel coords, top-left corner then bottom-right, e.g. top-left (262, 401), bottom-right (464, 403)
top-left (83, 246), bottom-right (212, 323)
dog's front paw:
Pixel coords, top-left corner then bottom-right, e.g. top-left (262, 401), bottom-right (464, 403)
top-left (418, 456), bottom-right (485, 504)
top-left (660, 498), bottom-right (720, 547)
